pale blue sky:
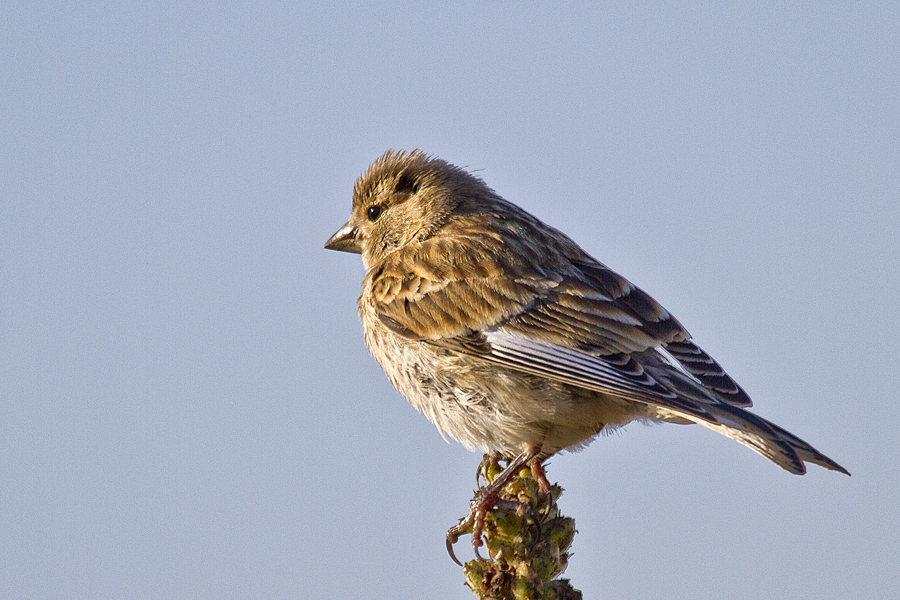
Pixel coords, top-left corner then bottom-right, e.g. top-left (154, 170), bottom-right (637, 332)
top-left (2, 2), bottom-right (898, 599)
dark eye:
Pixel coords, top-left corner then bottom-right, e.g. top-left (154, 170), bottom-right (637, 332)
top-left (366, 205), bottom-right (383, 221)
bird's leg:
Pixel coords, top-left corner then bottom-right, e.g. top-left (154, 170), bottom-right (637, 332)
top-left (527, 454), bottom-right (551, 496)
top-left (527, 453), bottom-right (556, 527)
top-left (446, 448), bottom-right (541, 565)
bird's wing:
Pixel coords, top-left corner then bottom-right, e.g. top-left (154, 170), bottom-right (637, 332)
top-left (370, 236), bottom-right (751, 415)
top-left (496, 257), bottom-right (752, 406)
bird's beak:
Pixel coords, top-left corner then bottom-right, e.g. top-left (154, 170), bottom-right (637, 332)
top-left (324, 221), bottom-right (362, 254)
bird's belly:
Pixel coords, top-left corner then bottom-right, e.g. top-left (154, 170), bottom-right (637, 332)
top-left (363, 317), bottom-right (644, 456)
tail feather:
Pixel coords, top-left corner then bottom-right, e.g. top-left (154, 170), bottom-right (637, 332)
top-left (664, 403), bottom-right (849, 475)
top-left (647, 344), bottom-right (848, 475)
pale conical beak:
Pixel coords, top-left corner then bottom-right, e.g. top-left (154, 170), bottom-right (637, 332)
top-left (324, 221), bottom-right (362, 254)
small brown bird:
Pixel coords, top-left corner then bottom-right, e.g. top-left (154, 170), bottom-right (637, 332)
top-left (325, 149), bottom-right (848, 556)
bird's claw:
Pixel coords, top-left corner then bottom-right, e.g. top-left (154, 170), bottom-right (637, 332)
top-left (445, 489), bottom-right (497, 565)
top-left (445, 528), bottom-right (464, 566)
top-left (447, 451), bottom-right (542, 565)
top-left (476, 452), bottom-right (502, 488)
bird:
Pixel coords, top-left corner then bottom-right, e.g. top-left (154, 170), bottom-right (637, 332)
top-left (324, 149), bottom-right (848, 558)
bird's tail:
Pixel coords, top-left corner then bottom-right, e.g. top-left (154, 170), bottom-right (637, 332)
top-left (679, 402), bottom-right (850, 475)
top-left (646, 344), bottom-right (848, 475)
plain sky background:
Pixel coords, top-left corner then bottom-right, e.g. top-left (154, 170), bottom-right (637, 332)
top-left (2, 2), bottom-right (898, 599)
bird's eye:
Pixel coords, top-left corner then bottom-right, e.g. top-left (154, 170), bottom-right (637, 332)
top-left (366, 205), bottom-right (383, 221)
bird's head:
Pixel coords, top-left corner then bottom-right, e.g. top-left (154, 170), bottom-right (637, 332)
top-left (325, 149), bottom-right (493, 269)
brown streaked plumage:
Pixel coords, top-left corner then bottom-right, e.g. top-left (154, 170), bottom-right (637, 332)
top-left (326, 149), bottom-right (848, 559)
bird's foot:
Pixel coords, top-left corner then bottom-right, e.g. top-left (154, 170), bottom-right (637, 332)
top-left (446, 452), bottom-right (541, 565)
